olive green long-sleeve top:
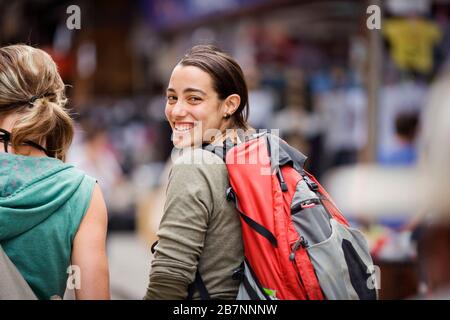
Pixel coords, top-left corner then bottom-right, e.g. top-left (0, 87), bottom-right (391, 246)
top-left (145, 148), bottom-right (244, 300)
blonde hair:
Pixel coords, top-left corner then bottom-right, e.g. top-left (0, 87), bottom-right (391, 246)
top-left (0, 44), bottom-right (74, 161)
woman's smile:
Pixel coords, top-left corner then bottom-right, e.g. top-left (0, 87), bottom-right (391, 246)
top-left (173, 121), bottom-right (196, 133)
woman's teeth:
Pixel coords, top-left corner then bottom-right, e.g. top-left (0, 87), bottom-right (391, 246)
top-left (174, 124), bottom-right (193, 132)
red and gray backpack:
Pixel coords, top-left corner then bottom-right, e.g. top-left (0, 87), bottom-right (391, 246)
top-left (191, 132), bottom-right (378, 300)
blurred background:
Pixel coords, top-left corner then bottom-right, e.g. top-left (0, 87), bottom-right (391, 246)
top-left (1, 0), bottom-right (450, 299)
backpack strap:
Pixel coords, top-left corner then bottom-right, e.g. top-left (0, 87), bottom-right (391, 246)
top-left (202, 137), bottom-right (236, 161)
top-left (152, 240), bottom-right (211, 300)
top-left (242, 275), bottom-right (260, 300)
top-left (239, 212), bottom-right (278, 247)
top-left (227, 187), bottom-right (278, 248)
top-left (233, 260), bottom-right (272, 300)
top-left (187, 270), bottom-right (211, 300)
top-left (265, 133), bottom-right (308, 172)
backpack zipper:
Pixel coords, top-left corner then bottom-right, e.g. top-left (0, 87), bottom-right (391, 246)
top-left (289, 236), bottom-right (309, 261)
top-left (266, 133), bottom-right (288, 192)
top-left (277, 167), bottom-right (288, 192)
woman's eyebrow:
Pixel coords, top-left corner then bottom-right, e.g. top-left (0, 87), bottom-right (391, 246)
top-left (166, 87), bottom-right (207, 95)
top-left (183, 88), bottom-right (206, 95)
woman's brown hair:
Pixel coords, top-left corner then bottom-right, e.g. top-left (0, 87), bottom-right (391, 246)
top-left (179, 44), bottom-right (250, 129)
top-left (0, 44), bottom-right (74, 161)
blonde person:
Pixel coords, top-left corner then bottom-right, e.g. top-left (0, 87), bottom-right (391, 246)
top-left (145, 45), bottom-right (250, 299)
top-left (0, 45), bottom-right (110, 299)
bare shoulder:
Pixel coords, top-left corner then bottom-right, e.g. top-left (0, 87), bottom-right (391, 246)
top-left (72, 183), bottom-right (110, 299)
top-left (78, 183), bottom-right (108, 235)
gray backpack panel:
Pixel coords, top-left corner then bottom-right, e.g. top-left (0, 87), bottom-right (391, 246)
top-left (0, 244), bottom-right (37, 300)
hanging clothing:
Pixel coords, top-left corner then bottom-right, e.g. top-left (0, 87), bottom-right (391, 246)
top-left (383, 18), bottom-right (442, 74)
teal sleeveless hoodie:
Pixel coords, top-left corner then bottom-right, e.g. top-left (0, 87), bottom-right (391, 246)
top-left (0, 153), bottom-right (96, 299)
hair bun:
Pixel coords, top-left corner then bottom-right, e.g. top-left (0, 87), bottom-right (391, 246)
top-left (0, 45), bottom-right (73, 161)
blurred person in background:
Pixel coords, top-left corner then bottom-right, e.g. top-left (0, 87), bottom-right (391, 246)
top-left (373, 112), bottom-right (421, 235)
top-left (67, 119), bottom-right (130, 231)
top-left (0, 45), bottom-right (110, 299)
top-left (246, 68), bottom-right (276, 129)
top-left (69, 121), bottom-right (125, 205)
top-left (145, 45), bottom-right (249, 300)
top-left (318, 66), bottom-right (367, 170)
top-left (379, 111), bottom-right (420, 166)
top-left (377, 72), bottom-right (426, 166)
top-left (271, 69), bottom-right (321, 172)
top-left (415, 69), bottom-right (450, 298)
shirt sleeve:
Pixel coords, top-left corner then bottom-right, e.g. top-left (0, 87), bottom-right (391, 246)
top-left (144, 155), bottom-right (219, 299)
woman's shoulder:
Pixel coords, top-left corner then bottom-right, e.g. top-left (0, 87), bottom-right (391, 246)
top-left (172, 147), bottom-right (225, 166)
top-left (168, 148), bottom-right (229, 194)
top-left (0, 152), bottom-right (96, 199)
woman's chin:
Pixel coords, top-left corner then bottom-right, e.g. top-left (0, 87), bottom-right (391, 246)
top-left (172, 132), bottom-right (204, 149)
top-left (172, 135), bottom-right (192, 149)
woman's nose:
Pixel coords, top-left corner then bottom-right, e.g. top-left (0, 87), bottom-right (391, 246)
top-left (170, 100), bottom-right (187, 118)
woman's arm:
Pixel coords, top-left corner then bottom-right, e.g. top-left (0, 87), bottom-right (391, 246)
top-left (72, 184), bottom-right (110, 299)
top-left (145, 164), bottom-right (210, 299)
top-left (144, 149), bottom-right (228, 299)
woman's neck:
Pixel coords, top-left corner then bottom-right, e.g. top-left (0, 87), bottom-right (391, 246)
top-left (0, 115), bottom-right (47, 157)
top-left (210, 126), bottom-right (254, 146)
top-left (6, 144), bottom-right (47, 157)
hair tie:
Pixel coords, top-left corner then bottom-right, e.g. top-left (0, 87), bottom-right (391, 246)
top-left (28, 92), bottom-right (54, 107)
top-left (29, 96), bottom-right (39, 106)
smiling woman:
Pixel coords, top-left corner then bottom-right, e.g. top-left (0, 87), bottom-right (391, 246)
top-left (145, 45), bottom-right (250, 300)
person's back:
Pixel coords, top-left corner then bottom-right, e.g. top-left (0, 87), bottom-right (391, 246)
top-left (0, 44), bottom-right (110, 299)
top-left (0, 153), bottom-right (95, 299)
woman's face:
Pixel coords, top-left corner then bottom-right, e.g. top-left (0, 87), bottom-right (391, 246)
top-left (165, 65), bottom-right (227, 148)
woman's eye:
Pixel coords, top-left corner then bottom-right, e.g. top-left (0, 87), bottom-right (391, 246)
top-left (188, 96), bottom-right (202, 103)
top-left (167, 96), bottom-right (177, 104)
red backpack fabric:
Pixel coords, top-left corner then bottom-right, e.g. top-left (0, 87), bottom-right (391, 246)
top-left (200, 132), bottom-right (378, 300)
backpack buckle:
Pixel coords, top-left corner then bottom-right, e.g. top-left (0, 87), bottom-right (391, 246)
top-left (150, 240), bottom-right (159, 254)
top-left (226, 187), bottom-right (236, 203)
top-left (303, 175), bottom-right (318, 192)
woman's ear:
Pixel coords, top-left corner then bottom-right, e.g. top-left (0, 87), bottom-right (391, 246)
top-left (224, 94), bottom-right (241, 117)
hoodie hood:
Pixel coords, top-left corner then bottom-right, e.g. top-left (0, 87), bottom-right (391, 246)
top-left (0, 153), bottom-right (87, 242)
